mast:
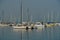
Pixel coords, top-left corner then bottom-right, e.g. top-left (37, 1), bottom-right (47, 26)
top-left (48, 11), bottom-right (49, 22)
top-left (51, 10), bottom-right (53, 22)
top-left (27, 8), bottom-right (30, 25)
top-left (43, 16), bottom-right (45, 23)
top-left (27, 8), bottom-right (29, 22)
top-left (56, 12), bottom-right (59, 23)
top-left (30, 15), bottom-right (32, 23)
top-left (1, 10), bottom-right (4, 23)
top-left (20, 0), bottom-right (23, 24)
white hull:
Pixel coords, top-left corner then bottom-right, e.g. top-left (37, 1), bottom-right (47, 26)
top-left (12, 26), bottom-right (31, 29)
top-left (0, 24), bottom-right (8, 27)
top-left (55, 23), bottom-right (60, 26)
top-left (34, 22), bottom-right (45, 29)
top-left (12, 26), bottom-right (26, 29)
top-left (34, 25), bottom-right (45, 29)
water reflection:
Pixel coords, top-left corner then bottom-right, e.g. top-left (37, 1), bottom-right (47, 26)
top-left (0, 26), bottom-right (60, 40)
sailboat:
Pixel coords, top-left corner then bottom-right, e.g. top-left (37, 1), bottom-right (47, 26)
top-left (12, 0), bottom-right (33, 29)
top-left (50, 10), bottom-right (56, 26)
top-left (12, 0), bottom-right (27, 29)
top-left (34, 15), bottom-right (45, 29)
top-left (34, 22), bottom-right (45, 29)
top-left (0, 10), bottom-right (8, 27)
top-left (45, 10), bottom-right (55, 27)
top-left (55, 12), bottom-right (60, 26)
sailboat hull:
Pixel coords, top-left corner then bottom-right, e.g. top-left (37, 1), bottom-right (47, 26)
top-left (34, 25), bottom-right (45, 29)
top-left (0, 24), bottom-right (8, 27)
top-left (12, 25), bottom-right (32, 29)
top-left (12, 26), bottom-right (26, 29)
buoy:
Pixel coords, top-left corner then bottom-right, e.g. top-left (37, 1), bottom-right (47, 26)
top-left (9, 24), bottom-right (12, 26)
top-left (26, 27), bottom-right (28, 30)
top-left (31, 27), bottom-right (34, 30)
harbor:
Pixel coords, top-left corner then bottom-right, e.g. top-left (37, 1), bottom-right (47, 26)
top-left (0, 0), bottom-right (60, 29)
top-left (0, 0), bottom-right (60, 40)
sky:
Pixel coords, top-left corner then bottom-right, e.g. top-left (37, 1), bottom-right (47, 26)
top-left (0, 0), bottom-right (60, 23)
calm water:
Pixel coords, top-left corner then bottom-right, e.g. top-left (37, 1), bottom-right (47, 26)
top-left (0, 26), bottom-right (60, 40)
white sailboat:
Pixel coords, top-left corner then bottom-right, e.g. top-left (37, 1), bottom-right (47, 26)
top-left (33, 13), bottom-right (45, 29)
top-left (33, 14), bottom-right (45, 29)
top-left (0, 10), bottom-right (8, 27)
top-left (55, 12), bottom-right (60, 26)
top-left (12, 0), bottom-right (26, 29)
top-left (34, 22), bottom-right (45, 29)
top-left (46, 10), bottom-right (55, 27)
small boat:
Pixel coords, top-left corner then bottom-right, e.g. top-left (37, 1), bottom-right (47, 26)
top-left (34, 22), bottom-right (45, 29)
